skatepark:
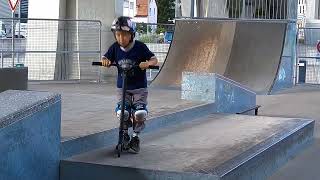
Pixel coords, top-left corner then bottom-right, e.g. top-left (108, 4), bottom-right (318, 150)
top-left (1, 0), bottom-right (320, 179)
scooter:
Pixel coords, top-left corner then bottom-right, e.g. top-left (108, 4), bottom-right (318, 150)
top-left (92, 59), bottom-right (159, 157)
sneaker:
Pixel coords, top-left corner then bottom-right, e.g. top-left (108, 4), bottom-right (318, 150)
top-left (123, 133), bottom-right (131, 150)
top-left (129, 135), bottom-right (140, 153)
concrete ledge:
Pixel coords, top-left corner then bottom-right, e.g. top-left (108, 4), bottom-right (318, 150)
top-left (0, 90), bottom-right (61, 180)
top-left (60, 115), bottom-right (314, 180)
top-left (0, 67), bottom-right (28, 93)
top-left (217, 119), bottom-right (314, 180)
top-left (61, 103), bottom-right (215, 159)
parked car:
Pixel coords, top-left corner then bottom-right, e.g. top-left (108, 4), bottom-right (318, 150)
top-left (6, 23), bottom-right (27, 38)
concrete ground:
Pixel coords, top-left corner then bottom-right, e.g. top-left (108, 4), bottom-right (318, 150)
top-left (257, 85), bottom-right (320, 180)
top-left (28, 82), bottom-right (204, 141)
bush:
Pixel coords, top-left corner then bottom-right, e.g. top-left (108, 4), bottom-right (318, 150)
top-left (137, 33), bottom-right (164, 43)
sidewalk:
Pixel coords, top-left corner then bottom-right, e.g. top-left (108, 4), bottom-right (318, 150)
top-left (257, 85), bottom-right (320, 180)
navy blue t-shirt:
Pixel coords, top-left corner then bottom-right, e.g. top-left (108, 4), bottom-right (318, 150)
top-left (104, 40), bottom-right (155, 90)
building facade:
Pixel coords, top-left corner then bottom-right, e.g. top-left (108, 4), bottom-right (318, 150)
top-left (123, 0), bottom-right (157, 24)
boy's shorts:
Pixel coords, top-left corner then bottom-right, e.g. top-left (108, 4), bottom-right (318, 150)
top-left (116, 88), bottom-right (148, 111)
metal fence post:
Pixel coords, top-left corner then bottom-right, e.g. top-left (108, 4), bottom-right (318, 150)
top-left (1, 52), bottom-right (3, 68)
top-left (191, 0), bottom-right (195, 18)
top-left (11, 13), bottom-right (15, 67)
top-left (98, 21), bottom-right (102, 83)
top-left (295, 27), bottom-right (300, 84)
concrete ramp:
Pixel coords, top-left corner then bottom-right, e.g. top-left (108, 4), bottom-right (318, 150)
top-left (61, 114), bottom-right (314, 180)
top-left (152, 19), bottom-right (287, 94)
top-left (224, 21), bottom-right (287, 93)
top-left (152, 19), bottom-right (236, 87)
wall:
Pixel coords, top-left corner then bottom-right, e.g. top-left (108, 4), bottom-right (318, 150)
top-left (0, 90), bottom-right (61, 180)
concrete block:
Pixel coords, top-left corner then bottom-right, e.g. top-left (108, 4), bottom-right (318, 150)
top-left (181, 72), bottom-right (256, 114)
top-left (0, 67), bottom-right (28, 93)
top-left (0, 90), bottom-right (61, 180)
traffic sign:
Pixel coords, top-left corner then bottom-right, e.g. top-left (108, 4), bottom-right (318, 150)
top-left (8, 0), bottom-right (19, 12)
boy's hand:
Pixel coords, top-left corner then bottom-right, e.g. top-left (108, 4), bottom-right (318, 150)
top-left (139, 61), bottom-right (149, 70)
top-left (101, 58), bottom-right (112, 67)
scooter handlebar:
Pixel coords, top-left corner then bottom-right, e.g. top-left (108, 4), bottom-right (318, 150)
top-left (148, 65), bottom-right (159, 70)
top-left (92, 61), bottom-right (102, 66)
top-left (92, 62), bottom-right (117, 67)
top-left (92, 62), bottom-right (159, 69)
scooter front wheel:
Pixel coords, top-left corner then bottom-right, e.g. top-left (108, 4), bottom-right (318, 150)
top-left (115, 144), bottom-right (122, 157)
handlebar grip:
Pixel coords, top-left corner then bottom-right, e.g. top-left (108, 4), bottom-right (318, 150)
top-left (92, 62), bottom-right (102, 66)
top-left (149, 66), bottom-right (159, 70)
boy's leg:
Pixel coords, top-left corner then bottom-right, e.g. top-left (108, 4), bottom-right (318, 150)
top-left (131, 88), bottom-right (148, 133)
top-left (115, 88), bottom-right (132, 125)
top-left (128, 88), bottom-right (148, 153)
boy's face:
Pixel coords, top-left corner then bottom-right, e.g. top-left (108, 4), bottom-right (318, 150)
top-left (115, 31), bottom-right (132, 47)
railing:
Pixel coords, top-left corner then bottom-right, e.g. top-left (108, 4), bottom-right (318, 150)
top-left (297, 27), bottom-right (320, 84)
top-left (0, 18), bottom-right (101, 81)
top-left (176, 0), bottom-right (297, 19)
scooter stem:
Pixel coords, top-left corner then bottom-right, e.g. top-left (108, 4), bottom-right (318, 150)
top-left (119, 70), bottom-right (128, 144)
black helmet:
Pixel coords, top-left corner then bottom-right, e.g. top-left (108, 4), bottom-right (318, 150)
top-left (111, 16), bottom-right (136, 34)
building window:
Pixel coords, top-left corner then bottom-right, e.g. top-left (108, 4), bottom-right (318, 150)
top-left (124, 0), bottom-right (129, 8)
top-left (130, 2), bottom-right (134, 9)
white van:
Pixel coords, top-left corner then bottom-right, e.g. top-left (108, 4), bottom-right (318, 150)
top-left (15, 23), bottom-right (27, 38)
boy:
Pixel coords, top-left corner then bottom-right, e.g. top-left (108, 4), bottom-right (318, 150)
top-left (101, 16), bottom-right (158, 153)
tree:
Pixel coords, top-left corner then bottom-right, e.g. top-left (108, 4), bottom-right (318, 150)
top-left (156, 0), bottom-right (175, 23)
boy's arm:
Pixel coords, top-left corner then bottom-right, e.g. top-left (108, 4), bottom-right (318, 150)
top-left (101, 56), bottom-right (112, 67)
top-left (101, 45), bottom-right (115, 67)
top-left (139, 43), bottom-right (158, 69)
top-left (139, 56), bottom-right (158, 70)
top-left (148, 56), bottom-right (158, 66)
